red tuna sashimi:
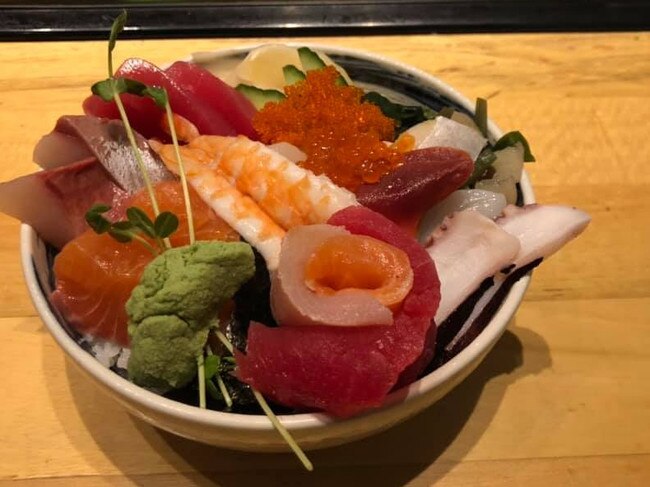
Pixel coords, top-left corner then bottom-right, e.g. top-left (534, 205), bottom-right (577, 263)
top-left (83, 92), bottom-right (164, 140)
top-left (165, 61), bottom-right (258, 140)
top-left (356, 147), bottom-right (473, 234)
top-left (84, 58), bottom-right (240, 139)
top-left (0, 158), bottom-right (125, 248)
top-left (236, 206), bottom-right (440, 417)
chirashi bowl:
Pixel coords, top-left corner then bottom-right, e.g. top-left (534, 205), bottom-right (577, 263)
top-left (21, 44), bottom-right (534, 452)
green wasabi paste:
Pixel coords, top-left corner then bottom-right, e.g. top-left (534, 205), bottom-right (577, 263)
top-left (126, 241), bottom-right (255, 392)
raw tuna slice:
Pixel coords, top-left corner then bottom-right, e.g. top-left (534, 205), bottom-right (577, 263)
top-left (83, 58), bottom-right (240, 139)
top-left (356, 147), bottom-right (473, 234)
top-left (165, 61), bottom-right (258, 140)
top-left (83, 92), bottom-right (164, 140)
top-left (236, 206), bottom-right (440, 417)
top-left (0, 158), bottom-right (125, 248)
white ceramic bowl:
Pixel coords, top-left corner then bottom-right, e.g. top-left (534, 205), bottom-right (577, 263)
top-left (21, 45), bottom-right (534, 452)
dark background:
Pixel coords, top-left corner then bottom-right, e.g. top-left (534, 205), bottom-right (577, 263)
top-left (1, 1), bottom-right (649, 41)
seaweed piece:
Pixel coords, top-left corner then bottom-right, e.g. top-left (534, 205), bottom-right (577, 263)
top-left (464, 147), bottom-right (497, 187)
top-left (362, 91), bottom-right (435, 135)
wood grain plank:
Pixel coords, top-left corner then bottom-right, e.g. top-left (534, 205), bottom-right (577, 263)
top-left (1, 298), bottom-right (648, 480)
top-left (1, 455), bottom-right (649, 486)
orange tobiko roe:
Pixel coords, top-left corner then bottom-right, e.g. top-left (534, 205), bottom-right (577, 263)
top-left (253, 66), bottom-right (404, 191)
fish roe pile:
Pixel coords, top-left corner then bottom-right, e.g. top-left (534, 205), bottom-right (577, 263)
top-left (253, 66), bottom-right (403, 191)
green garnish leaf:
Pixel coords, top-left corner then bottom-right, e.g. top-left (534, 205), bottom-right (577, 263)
top-left (109, 10), bottom-right (127, 55)
top-left (142, 86), bottom-right (168, 109)
top-left (474, 97), bottom-right (489, 137)
top-left (493, 131), bottom-right (536, 162)
top-left (114, 77), bottom-right (146, 95)
top-left (85, 203), bottom-right (112, 233)
top-left (154, 211), bottom-right (179, 238)
top-left (126, 206), bottom-right (156, 238)
top-left (204, 355), bottom-right (220, 380)
top-left (206, 379), bottom-right (222, 401)
top-left (362, 91), bottom-right (434, 135)
top-left (108, 10), bottom-right (127, 76)
top-left (464, 147), bottom-right (497, 187)
top-left (91, 79), bottom-right (115, 102)
top-left (108, 221), bottom-right (135, 243)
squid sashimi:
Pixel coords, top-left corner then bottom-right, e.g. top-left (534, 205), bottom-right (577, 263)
top-left (51, 181), bottom-right (238, 345)
top-left (271, 224), bottom-right (413, 328)
top-left (155, 135), bottom-right (358, 230)
top-left (236, 206), bottom-right (440, 417)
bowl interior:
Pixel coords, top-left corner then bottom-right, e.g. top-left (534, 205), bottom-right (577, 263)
top-left (21, 44), bottom-right (535, 435)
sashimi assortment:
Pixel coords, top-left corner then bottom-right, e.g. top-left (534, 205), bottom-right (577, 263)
top-left (0, 13), bottom-right (591, 471)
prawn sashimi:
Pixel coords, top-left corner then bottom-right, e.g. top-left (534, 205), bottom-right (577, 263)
top-left (152, 146), bottom-right (286, 270)
top-left (236, 206), bottom-right (440, 417)
top-left (154, 135), bottom-right (358, 230)
top-left (51, 181), bottom-right (238, 345)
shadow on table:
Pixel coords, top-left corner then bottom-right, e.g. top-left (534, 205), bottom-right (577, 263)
top-left (55, 321), bottom-right (550, 486)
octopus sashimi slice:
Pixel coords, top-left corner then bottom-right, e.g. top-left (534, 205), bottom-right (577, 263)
top-left (426, 210), bottom-right (521, 324)
top-left (435, 203), bottom-right (591, 363)
top-left (236, 206), bottom-right (440, 417)
top-left (496, 204), bottom-right (591, 268)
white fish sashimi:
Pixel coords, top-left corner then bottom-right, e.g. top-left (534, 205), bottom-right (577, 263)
top-left (402, 116), bottom-right (487, 161)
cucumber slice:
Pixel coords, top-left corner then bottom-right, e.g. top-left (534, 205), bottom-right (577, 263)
top-left (298, 46), bottom-right (348, 86)
top-left (298, 47), bottom-right (326, 71)
top-left (283, 64), bottom-right (306, 85)
top-left (236, 84), bottom-right (285, 110)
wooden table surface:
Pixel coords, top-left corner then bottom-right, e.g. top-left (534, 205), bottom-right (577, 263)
top-left (0, 33), bottom-right (649, 486)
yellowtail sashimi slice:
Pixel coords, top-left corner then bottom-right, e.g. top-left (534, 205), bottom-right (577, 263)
top-left (156, 135), bottom-right (358, 230)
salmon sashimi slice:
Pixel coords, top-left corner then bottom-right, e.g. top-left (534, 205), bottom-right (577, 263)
top-left (51, 180), bottom-right (239, 346)
top-left (271, 224), bottom-right (394, 328)
top-left (154, 135), bottom-right (358, 230)
top-left (52, 231), bottom-right (151, 345)
top-left (152, 140), bottom-right (286, 270)
top-left (304, 233), bottom-right (414, 310)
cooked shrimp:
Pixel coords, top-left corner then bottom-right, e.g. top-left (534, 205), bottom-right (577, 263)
top-left (151, 140), bottom-right (285, 269)
top-left (155, 135), bottom-right (358, 230)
